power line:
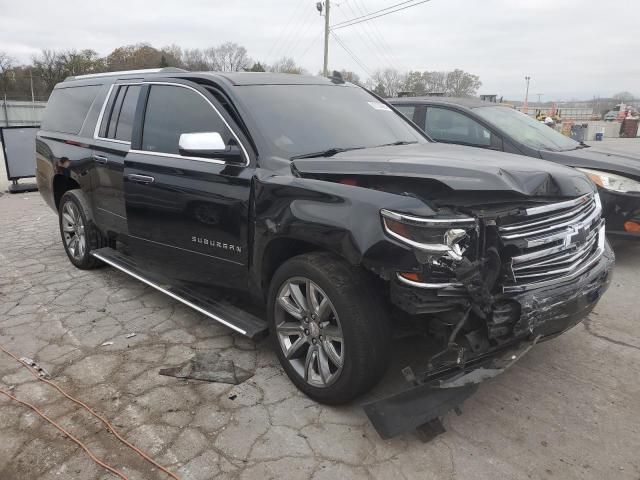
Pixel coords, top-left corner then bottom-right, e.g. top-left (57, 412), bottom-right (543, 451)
top-left (352, 0), bottom-right (406, 71)
top-left (332, 0), bottom-right (432, 30)
top-left (330, 31), bottom-right (372, 76)
top-left (278, 5), bottom-right (317, 61)
top-left (332, 0), bottom-right (417, 27)
top-left (266, 0), bottom-right (308, 62)
top-left (337, 1), bottom-right (396, 71)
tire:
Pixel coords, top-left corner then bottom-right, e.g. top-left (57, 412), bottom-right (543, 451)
top-left (58, 190), bottom-right (107, 269)
top-left (267, 252), bottom-right (390, 405)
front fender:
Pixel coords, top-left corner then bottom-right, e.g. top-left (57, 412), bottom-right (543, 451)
top-left (252, 174), bottom-right (429, 289)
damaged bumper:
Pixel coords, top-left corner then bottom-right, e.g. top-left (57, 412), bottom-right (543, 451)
top-left (366, 241), bottom-right (614, 439)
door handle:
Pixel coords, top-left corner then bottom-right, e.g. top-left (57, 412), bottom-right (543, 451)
top-left (127, 173), bottom-right (155, 184)
top-left (92, 154), bottom-right (108, 164)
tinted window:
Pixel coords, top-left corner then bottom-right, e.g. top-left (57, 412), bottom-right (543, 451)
top-left (142, 85), bottom-right (230, 155)
top-left (114, 86), bottom-right (141, 142)
top-left (105, 87), bottom-right (125, 138)
top-left (394, 105), bottom-right (416, 121)
top-left (41, 85), bottom-right (101, 134)
top-left (425, 107), bottom-right (491, 147)
top-left (475, 106), bottom-right (578, 152)
top-left (235, 85), bottom-right (426, 158)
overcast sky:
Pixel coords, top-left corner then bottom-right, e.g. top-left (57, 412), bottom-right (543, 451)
top-left (1, 0), bottom-right (638, 100)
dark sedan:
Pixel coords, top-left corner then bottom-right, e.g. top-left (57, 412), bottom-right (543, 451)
top-left (389, 96), bottom-right (640, 238)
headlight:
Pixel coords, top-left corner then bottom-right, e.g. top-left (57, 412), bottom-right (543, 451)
top-left (576, 168), bottom-right (640, 193)
top-left (380, 209), bottom-right (477, 261)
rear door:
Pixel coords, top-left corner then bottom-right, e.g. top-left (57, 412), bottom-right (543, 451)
top-left (91, 82), bottom-right (142, 235)
top-left (124, 80), bottom-right (254, 290)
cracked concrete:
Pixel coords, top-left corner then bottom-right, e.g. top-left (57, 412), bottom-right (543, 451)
top-left (1, 192), bottom-right (639, 479)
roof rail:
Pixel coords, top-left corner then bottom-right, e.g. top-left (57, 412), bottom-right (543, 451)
top-left (65, 67), bottom-right (188, 81)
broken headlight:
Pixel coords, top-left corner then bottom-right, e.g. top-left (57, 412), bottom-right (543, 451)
top-left (576, 168), bottom-right (640, 193)
top-left (380, 209), bottom-right (477, 261)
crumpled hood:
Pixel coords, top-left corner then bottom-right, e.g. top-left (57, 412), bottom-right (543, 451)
top-left (292, 143), bottom-right (594, 198)
top-left (540, 147), bottom-right (640, 180)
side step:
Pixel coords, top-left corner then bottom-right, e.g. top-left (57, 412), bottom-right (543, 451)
top-left (91, 247), bottom-right (268, 340)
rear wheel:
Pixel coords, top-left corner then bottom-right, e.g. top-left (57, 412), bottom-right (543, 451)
top-left (59, 191), bottom-right (106, 269)
top-left (268, 252), bottom-right (389, 404)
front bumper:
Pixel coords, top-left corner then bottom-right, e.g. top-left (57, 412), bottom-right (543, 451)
top-left (365, 240), bottom-right (615, 439)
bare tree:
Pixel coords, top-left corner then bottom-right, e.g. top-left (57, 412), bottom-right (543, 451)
top-left (340, 70), bottom-right (361, 85)
top-left (371, 68), bottom-right (404, 97)
top-left (182, 48), bottom-right (210, 71)
top-left (205, 42), bottom-right (252, 71)
top-left (613, 91), bottom-right (635, 102)
top-left (269, 57), bottom-right (304, 74)
top-left (444, 69), bottom-right (481, 97)
top-left (0, 51), bottom-right (15, 96)
top-left (33, 50), bottom-right (68, 91)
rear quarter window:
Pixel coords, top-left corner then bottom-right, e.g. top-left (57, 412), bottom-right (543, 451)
top-left (41, 85), bottom-right (101, 135)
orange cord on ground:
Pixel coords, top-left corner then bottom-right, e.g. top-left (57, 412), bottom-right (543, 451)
top-left (0, 388), bottom-right (129, 480)
top-left (0, 344), bottom-right (182, 480)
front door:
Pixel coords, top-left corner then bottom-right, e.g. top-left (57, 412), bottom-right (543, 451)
top-left (124, 81), bottom-right (253, 290)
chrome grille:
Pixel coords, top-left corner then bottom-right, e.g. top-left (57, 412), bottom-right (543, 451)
top-left (499, 194), bottom-right (605, 292)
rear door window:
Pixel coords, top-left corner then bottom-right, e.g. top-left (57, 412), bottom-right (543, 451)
top-left (425, 107), bottom-right (492, 147)
top-left (98, 85), bottom-right (141, 143)
top-left (41, 85), bottom-right (101, 134)
top-left (141, 84), bottom-right (232, 155)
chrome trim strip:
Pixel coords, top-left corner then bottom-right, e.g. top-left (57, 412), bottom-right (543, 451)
top-left (501, 202), bottom-right (599, 241)
top-left (72, 68), bottom-right (165, 80)
top-left (502, 224), bottom-right (606, 293)
top-left (396, 273), bottom-right (462, 289)
top-left (499, 199), bottom-right (594, 232)
top-left (382, 217), bottom-right (451, 253)
top-left (93, 83), bottom-right (116, 140)
top-left (524, 194), bottom-right (591, 216)
top-left (128, 149), bottom-right (226, 166)
top-left (128, 234), bottom-right (244, 265)
top-left (91, 251), bottom-right (247, 335)
top-left (381, 209), bottom-right (476, 226)
top-left (142, 81), bottom-right (250, 167)
top-left (512, 231), bottom-right (598, 271)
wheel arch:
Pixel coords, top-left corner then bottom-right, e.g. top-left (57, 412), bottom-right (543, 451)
top-left (258, 236), bottom-right (343, 300)
top-left (53, 174), bottom-right (81, 211)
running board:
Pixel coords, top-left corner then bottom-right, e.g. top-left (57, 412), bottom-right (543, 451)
top-left (91, 247), bottom-right (268, 340)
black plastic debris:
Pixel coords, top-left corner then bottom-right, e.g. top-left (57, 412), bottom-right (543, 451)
top-left (159, 350), bottom-right (253, 385)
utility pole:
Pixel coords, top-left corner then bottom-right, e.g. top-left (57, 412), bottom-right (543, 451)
top-left (323, 0), bottom-right (330, 77)
top-left (523, 75), bottom-right (531, 114)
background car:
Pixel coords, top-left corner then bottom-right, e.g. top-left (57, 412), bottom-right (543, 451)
top-left (389, 97), bottom-right (640, 238)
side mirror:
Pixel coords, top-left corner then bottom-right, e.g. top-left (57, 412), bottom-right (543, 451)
top-left (178, 132), bottom-right (242, 162)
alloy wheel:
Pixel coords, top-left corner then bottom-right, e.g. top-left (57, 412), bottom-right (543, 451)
top-left (274, 277), bottom-right (345, 387)
top-left (61, 201), bottom-right (86, 260)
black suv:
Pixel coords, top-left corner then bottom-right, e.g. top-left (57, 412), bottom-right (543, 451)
top-left (37, 69), bottom-right (613, 436)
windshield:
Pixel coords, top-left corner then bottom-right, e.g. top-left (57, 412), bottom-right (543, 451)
top-left (474, 106), bottom-right (579, 152)
top-left (235, 84), bottom-right (427, 158)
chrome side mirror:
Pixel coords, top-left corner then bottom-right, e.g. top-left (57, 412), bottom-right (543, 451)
top-left (179, 132), bottom-right (226, 156)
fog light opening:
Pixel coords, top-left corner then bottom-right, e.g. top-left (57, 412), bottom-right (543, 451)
top-left (624, 220), bottom-right (640, 233)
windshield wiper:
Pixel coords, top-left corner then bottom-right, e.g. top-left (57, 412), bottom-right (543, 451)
top-left (375, 140), bottom-right (418, 147)
top-left (290, 146), bottom-right (366, 160)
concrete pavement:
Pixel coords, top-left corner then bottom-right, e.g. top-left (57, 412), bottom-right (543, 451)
top-left (0, 192), bottom-right (639, 480)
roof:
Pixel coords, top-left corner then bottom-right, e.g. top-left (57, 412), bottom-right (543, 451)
top-left (213, 72), bottom-right (342, 86)
top-left (389, 96), bottom-right (497, 109)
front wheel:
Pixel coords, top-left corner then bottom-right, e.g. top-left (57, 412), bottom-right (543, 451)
top-left (267, 252), bottom-right (390, 405)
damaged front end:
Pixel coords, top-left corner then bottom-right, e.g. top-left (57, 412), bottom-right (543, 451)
top-left (368, 191), bottom-right (615, 439)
